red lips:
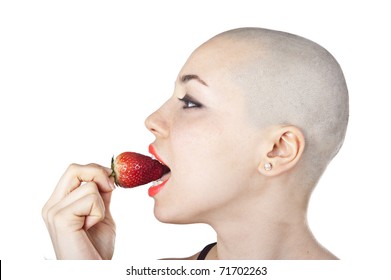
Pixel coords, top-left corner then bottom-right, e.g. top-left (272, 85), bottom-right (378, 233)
top-left (148, 144), bottom-right (171, 197)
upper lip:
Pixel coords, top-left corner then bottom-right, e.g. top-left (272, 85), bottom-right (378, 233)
top-left (148, 144), bottom-right (169, 168)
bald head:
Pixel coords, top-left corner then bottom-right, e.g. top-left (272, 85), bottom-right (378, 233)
top-left (196, 28), bottom-right (349, 183)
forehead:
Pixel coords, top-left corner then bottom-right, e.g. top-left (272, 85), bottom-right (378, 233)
top-left (178, 37), bottom-right (254, 86)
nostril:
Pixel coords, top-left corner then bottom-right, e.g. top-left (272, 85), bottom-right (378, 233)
top-left (145, 118), bottom-right (157, 134)
top-left (145, 113), bottom-right (157, 133)
top-left (145, 110), bottom-right (169, 138)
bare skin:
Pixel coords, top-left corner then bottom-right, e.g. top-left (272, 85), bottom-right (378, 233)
top-left (42, 164), bottom-right (116, 259)
top-left (42, 28), bottom-right (347, 260)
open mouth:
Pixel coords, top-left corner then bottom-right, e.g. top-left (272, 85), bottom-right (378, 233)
top-left (148, 144), bottom-right (171, 197)
top-left (152, 170), bottom-right (171, 186)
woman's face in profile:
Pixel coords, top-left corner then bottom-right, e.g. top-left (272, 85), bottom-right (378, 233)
top-left (145, 41), bottom-right (264, 224)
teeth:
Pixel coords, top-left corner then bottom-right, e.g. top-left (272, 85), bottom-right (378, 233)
top-left (152, 179), bottom-right (163, 186)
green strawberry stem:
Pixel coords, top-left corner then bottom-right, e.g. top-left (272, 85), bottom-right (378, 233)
top-left (110, 155), bottom-right (116, 179)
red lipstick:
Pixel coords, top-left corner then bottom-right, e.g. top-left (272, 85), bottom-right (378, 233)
top-left (148, 179), bottom-right (169, 197)
top-left (148, 145), bottom-right (166, 165)
top-left (148, 144), bottom-right (170, 197)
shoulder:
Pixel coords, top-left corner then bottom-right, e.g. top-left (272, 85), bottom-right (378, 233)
top-left (296, 244), bottom-right (339, 260)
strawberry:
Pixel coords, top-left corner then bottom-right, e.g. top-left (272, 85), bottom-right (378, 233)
top-left (111, 152), bottom-right (170, 188)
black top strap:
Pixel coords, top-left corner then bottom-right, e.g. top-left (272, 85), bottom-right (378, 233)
top-left (197, 242), bottom-right (217, 260)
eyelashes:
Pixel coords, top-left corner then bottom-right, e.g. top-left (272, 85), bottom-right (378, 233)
top-left (178, 94), bottom-right (203, 109)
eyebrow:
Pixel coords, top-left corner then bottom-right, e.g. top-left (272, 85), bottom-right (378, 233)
top-left (180, 74), bottom-right (209, 87)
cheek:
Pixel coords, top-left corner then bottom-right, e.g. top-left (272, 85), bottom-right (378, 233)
top-left (154, 118), bottom-right (255, 223)
top-left (171, 116), bottom-right (231, 181)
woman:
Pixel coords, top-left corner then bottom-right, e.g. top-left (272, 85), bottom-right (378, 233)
top-left (42, 27), bottom-right (348, 259)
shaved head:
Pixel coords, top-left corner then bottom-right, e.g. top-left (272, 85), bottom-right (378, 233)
top-left (192, 28), bottom-right (349, 185)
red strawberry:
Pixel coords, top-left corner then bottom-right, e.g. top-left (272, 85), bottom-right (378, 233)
top-left (111, 152), bottom-right (170, 188)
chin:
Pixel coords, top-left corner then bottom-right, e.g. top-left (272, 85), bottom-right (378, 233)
top-left (153, 206), bottom-right (172, 223)
top-left (153, 202), bottom-right (202, 225)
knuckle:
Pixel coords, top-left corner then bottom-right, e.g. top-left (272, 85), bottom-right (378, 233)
top-left (87, 191), bottom-right (101, 203)
top-left (82, 181), bottom-right (99, 193)
top-left (95, 210), bottom-right (105, 222)
top-left (87, 193), bottom-right (106, 214)
top-left (98, 166), bottom-right (109, 177)
top-left (86, 163), bottom-right (108, 176)
top-left (45, 205), bottom-right (58, 225)
top-left (42, 200), bottom-right (54, 221)
top-left (41, 204), bottom-right (49, 221)
top-left (66, 163), bottom-right (81, 173)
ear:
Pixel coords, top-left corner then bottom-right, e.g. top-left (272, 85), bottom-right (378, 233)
top-left (258, 126), bottom-right (305, 176)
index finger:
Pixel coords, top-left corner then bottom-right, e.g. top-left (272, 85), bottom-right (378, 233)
top-left (48, 163), bottom-right (115, 205)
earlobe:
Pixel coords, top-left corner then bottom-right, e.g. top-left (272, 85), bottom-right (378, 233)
top-left (263, 162), bottom-right (273, 171)
top-left (258, 126), bottom-right (305, 176)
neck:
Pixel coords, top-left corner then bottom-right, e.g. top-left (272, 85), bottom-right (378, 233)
top-left (213, 216), bottom-right (313, 259)
top-left (204, 184), bottom-right (334, 259)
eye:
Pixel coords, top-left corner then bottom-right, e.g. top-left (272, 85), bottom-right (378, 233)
top-left (178, 94), bottom-right (203, 109)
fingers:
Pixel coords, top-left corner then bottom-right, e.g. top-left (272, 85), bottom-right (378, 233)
top-left (69, 190), bottom-right (106, 231)
top-left (48, 163), bottom-right (115, 208)
top-left (45, 181), bottom-right (106, 232)
top-left (47, 185), bottom-right (107, 259)
top-left (42, 163), bottom-right (117, 259)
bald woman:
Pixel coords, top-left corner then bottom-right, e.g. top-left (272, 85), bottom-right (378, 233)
top-left (43, 27), bottom-right (348, 260)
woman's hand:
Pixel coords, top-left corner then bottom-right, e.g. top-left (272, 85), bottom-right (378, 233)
top-left (42, 163), bottom-right (116, 259)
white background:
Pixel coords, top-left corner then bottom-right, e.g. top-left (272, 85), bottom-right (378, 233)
top-left (1, 0), bottom-right (390, 278)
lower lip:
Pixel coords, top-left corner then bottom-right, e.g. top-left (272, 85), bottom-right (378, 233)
top-left (148, 179), bottom-right (169, 197)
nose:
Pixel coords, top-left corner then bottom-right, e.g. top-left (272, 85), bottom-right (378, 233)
top-left (145, 107), bottom-right (169, 138)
